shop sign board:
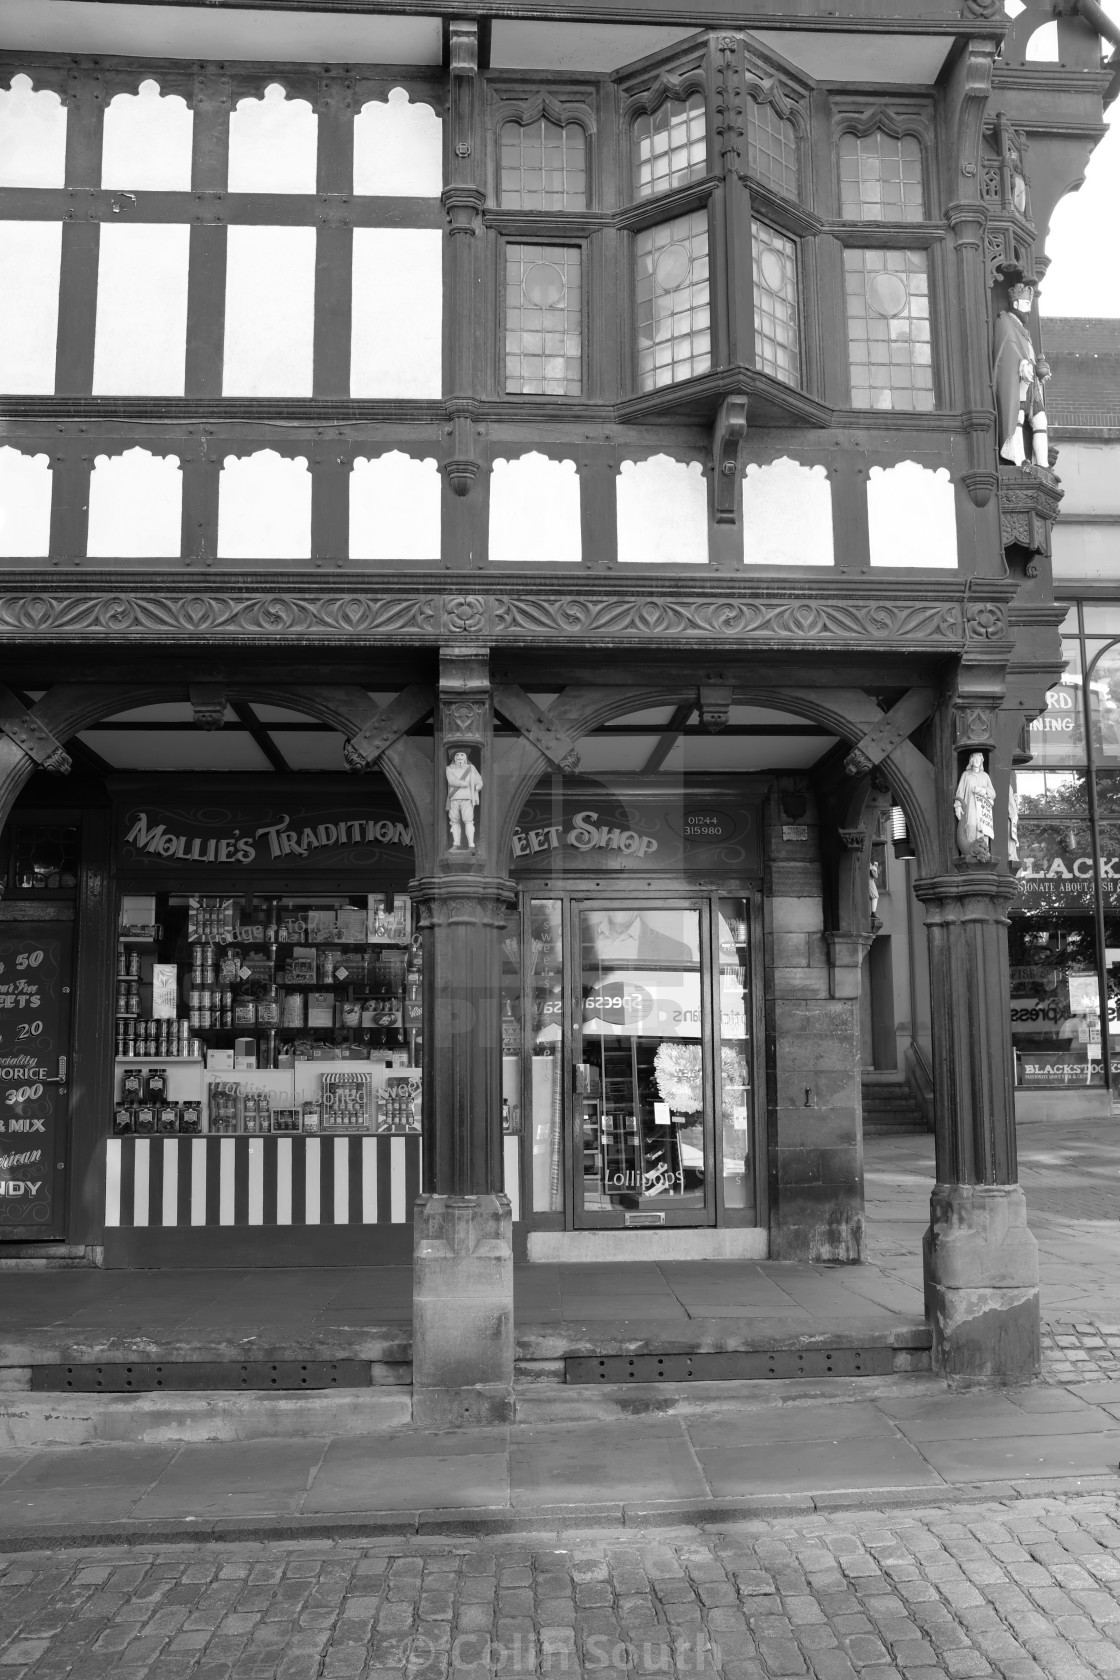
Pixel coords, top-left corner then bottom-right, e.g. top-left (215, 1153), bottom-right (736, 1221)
top-left (1013, 827), bottom-right (1120, 908)
top-left (0, 925), bottom-right (71, 1239)
top-left (1016, 1051), bottom-right (1103, 1088)
top-left (513, 777), bottom-right (761, 876)
top-left (116, 787), bottom-right (413, 874)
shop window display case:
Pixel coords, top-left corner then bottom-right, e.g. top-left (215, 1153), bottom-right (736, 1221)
top-left (112, 892), bottom-right (422, 1137)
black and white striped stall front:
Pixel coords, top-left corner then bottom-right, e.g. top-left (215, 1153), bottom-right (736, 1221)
top-left (102, 1135), bottom-right (522, 1267)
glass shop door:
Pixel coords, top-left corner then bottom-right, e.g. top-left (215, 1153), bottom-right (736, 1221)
top-left (573, 902), bottom-right (714, 1228)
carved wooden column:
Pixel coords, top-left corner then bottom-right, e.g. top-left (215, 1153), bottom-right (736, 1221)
top-left (441, 19), bottom-right (487, 551)
top-left (410, 646), bottom-right (516, 1427)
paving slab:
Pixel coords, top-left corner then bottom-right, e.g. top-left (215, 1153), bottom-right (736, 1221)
top-left (912, 1426), bottom-right (1120, 1483)
top-left (509, 1418), bottom-right (708, 1507)
top-left (879, 1392), bottom-right (1117, 1440)
top-left (128, 1439), bottom-right (328, 1519)
top-left (688, 1429), bottom-right (944, 1496)
top-left (304, 1431), bottom-right (510, 1514)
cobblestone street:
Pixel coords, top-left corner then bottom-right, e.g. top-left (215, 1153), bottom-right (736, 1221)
top-left (4, 1496), bottom-right (1120, 1680)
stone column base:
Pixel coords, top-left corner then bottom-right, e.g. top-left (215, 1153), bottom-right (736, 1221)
top-left (923, 1182), bottom-right (1040, 1388)
top-left (412, 1192), bottom-right (514, 1428)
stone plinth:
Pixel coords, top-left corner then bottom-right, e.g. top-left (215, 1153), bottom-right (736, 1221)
top-left (924, 1182), bottom-right (1040, 1388)
top-left (412, 1192), bottom-right (514, 1427)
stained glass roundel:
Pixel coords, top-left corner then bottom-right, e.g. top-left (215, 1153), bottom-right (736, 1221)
top-left (654, 243), bottom-right (692, 291)
top-left (758, 247), bottom-right (787, 293)
top-left (523, 261), bottom-right (566, 307)
top-left (866, 270), bottom-right (908, 318)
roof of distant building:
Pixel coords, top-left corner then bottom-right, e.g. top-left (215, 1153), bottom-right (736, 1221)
top-left (1041, 317), bottom-right (1120, 433)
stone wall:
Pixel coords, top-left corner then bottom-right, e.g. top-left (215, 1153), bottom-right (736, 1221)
top-left (763, 780), bottom-right (864, 1263)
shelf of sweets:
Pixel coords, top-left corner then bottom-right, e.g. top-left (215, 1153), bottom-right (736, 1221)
top-left (115, 1056), bottom-right (203, 1065)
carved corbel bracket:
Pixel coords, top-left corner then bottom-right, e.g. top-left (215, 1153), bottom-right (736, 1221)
top-left (962, 470), bottom-right (1000, 510)
top-left (999, 464), bottom-right (1064, 569)
top-left (838, 827), bottom-right (867, 852)
top-left (0, 687), bottom-right (71, 775)
top-left (493, 685), bottom-right (581, 773)
top-left (189, 683), bottom-right (226, 730)
top-left (711, 395), bottom-right (748, 524)
top-left (442, 182), bottom-right (486, 237)
top-left (953, 703), bottom-right (999, 751)
top-left (843, 689), bottom-right (938, 778)
top-left (443, 399), bottom-right (484, 499)
top-left (698, 684), bottom-right (733, 732)
top-left (344, 684), bottom-right (436, 772)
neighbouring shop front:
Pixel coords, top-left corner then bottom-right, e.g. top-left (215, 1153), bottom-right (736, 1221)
top-left (1011, 605), bottom-right (1120, 1118)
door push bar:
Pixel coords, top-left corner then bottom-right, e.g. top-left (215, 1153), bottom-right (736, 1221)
top-left (40, 1056), bottom-right (67, 1087)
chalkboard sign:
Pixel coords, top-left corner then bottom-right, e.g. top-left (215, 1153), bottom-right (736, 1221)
top-left (0, 925), bottom-right (71, 1239)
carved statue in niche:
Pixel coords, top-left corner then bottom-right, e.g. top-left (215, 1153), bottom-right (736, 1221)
top-left (954, 751), bottom-right (997, 863)
top-left (869, 859), bottom-right (882, 933)
top-left (1008, 775), bottom-right (1020, 869)
top-left (446, 747), bottom-right (483, 849)
top-left (993, 280), bottom-right (1051, 470)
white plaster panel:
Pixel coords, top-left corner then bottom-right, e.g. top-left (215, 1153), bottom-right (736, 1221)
top-left (351, 229), bottom-right (443, 398)
top-left (1052, 524), bottom-right (1120, 583)
top-left (1, 5), bottom-right (443, 65)
top-left (742, 458), bottom-right (834, 567)
top-left (0, 220), bottom-right (61, 393)
top-left (92, 223), bottom-right (190, 395)
top-left (350, 452), bottom-right (441, 561)
top-left (101, 79), bottom-right (193, 190)
top-left (1050, 442), bottom-right (1120, 517)
top-left (353, 89), bottom-right (443, 197)
top-left (218, 451), bottom-right (311, 560)
top-left (0, 75), bottom-right (67, 186)
top-left (867, 461), bottom-right (958, 568)
top-left (616, 455), bottom-right (708, 564)
top-left (0, 446), bottom-right (52, 557)
top-left (86, 448), bottom-right (182, 558)
top-left (223, 226), bottom-right (316, 397)
top-left (489, 453), bottom-right (582, 563)
top-left (228, 84), bottom-right (317, 193)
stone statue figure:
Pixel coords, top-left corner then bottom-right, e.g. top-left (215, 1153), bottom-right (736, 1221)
top-left (1008, 775), bottom-right (1020, 867)
top-left (868, 859), bottom-right (880, 920)
top-left (954, 751), bottom-right (997, 863)
top-left (446, 748), bottom-right (483, 849)
top-left (992, 280), bottom-right (1051, 470)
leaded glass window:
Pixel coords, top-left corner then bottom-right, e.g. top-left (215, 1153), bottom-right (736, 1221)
top-left (634, 211), bottom-right (711, 391)
top-left (632, 93), bottom-right (707, 199)
top-left (746, 96), bottom-right (799, 200)
top-left (752, 221), bottom-right (800, 387)
top-left (838, 130), bottom-right (925, 221)
top-left (844, 248), bottom-right (934, 411)
top-left (500, 118), bottom-right (587, 210)
top-left (505, 243), bottom-right (582, 395)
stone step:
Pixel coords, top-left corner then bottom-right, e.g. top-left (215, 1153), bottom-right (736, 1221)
top-left (861, 1079), bottom-right (929, 1135)
top-left (0, 1360), bottom-right (937, 1447)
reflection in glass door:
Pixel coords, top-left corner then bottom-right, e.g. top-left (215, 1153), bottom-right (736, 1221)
top-left (576, 905), bottom-right (710, 1225)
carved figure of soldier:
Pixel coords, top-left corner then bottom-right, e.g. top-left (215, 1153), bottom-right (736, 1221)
top-left (446, 748), bottom-right (483, 849)
top-left (992, 279), bottom-right (1051, 470)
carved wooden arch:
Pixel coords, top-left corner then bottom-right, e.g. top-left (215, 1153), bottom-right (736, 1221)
top-left (493, 92), bottom-right (597, 139)
top-left (1002, 2), bottom-right (1064, 70)
top-left (832, 102), bottom-right (934, 147)
top-left (490, 682), bottom-right (939, 882)
top-left (101, 70), bottom-right (194, 104)
top-left (0, 683), bottom-right (432, 875)
top-left (741, 73), bottom-right (807, 137)
top-left (354, 84), bottom-right (445, 122)
top-left (621, 69), bottom-right (708, 124)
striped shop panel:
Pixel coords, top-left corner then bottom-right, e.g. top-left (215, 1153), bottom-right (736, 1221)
top-left (105, 1133), bottom-right (523, 1227)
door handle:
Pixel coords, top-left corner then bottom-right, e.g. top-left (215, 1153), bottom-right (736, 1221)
top-left (40, 1056), bottom-right (67, 1086)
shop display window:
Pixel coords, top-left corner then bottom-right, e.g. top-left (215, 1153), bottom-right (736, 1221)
top-left (1025, 646), bottom-right (1084, 769)
top-left (717, 899), bottom-right (753, 1211)
top-left (7, 824), bottom-right (79, 893)
top-left (113, 891), bottom-right (421, 1136)
top-left (1008, 914), bottom-right (1103, 1090)
top-left (529, 900), bottom-right (564, 1214)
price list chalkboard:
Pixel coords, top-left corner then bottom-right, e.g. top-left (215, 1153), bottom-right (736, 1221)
top-left (0, 926), bottom-right (72, 1239)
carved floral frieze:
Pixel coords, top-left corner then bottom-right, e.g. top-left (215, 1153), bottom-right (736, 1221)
top-left (0, 589), bottom-right (969, 647)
